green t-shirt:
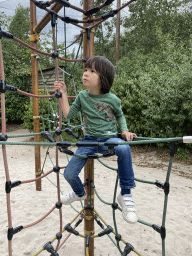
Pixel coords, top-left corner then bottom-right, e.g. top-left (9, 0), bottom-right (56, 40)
top-left (67, 90), bottom-right (128, 137)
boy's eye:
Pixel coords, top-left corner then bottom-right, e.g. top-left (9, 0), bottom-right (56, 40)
top-left (91, 69), bottom-right (95, 72)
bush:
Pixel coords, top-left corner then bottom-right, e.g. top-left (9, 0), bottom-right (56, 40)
top-left (0, 75), bottom-right (30, 123)
top-left (113, 42), bottom-right (192, 138)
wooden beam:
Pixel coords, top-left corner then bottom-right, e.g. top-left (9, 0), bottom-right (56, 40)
top-left (30, 1), bottom-right (41, 191)
top-left (34, 2), bottom-right (64, 33)
top-left (83, 1), bottom-right (95, 255)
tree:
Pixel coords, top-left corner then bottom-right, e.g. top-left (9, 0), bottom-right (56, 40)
top-left (121, 0), bottom-right (192, 54)
top-left (0, 6), bottom-right (31, 123)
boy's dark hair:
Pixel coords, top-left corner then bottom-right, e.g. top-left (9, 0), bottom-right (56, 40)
top-left (85, 56), bottom-right (115, 94)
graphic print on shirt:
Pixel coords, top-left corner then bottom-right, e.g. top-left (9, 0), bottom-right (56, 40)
top-left (94, 102), bottom-right (115, 121)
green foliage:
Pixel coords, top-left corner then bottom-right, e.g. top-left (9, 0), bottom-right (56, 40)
top-left (121, 0), bottom-right (192, 55)
top-left (22, 95), bottom-right (57, 132)
top-left (113, 37), bottom-right (192, 138)
top-left (0, 6), bottom-right (31, 122)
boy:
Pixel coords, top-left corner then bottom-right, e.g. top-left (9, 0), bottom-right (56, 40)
top-left (54, 56), bottom-right (138, 223)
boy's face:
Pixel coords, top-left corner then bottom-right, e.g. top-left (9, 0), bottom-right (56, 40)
top-left (82, 67), bottom-right (101, 94)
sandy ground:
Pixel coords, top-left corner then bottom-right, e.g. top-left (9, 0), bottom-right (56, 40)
top-left (0, 128), bottom-right (192, 256)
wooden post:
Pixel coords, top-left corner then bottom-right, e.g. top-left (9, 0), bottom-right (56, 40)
top-left (30, 1), bottom-right (41, 191)
top-left (116, 0), bottom-right (121, 63)
top-left (83, 1), bottom-right (95, 255)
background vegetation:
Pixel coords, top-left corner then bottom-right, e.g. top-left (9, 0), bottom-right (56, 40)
top-left (0, 1), bottom-right (191, 155)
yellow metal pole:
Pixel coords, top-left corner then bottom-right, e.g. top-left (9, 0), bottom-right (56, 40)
top-left (30, 1), bottom-right (41, 191)
top-left (83, 1), bottom-right (95, 255)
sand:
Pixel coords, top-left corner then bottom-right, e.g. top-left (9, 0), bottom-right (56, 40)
top-left (0, 128), bottom-right (192, 256)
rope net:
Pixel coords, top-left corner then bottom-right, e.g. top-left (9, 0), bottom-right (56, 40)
top-left (0, 1), bottom-right (191, 256)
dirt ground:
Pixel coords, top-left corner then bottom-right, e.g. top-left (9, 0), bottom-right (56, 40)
top-left (1, 124), bottom-right (192, 256)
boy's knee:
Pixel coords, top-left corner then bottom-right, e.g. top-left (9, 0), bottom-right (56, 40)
top-left (64, 169), bottom-right (72, 182)
top-left (115, 144), bottom-right (131, 156)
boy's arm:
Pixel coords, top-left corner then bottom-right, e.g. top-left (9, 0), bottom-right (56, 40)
top-left (54, 81), bottom-right (70, 119)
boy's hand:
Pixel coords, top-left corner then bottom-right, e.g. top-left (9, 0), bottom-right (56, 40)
top-left (121, 130), bottom-right (137, 141)
top-left (54, 81), bottom-right (67, 94)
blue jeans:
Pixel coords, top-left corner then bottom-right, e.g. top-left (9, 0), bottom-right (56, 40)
top-left (64, 136), bottom-right (136, 196)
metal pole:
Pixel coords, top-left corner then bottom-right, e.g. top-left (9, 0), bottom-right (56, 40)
top-left (116, 0), bottom-right (121, 63)
top-left (83, 1), bottom-right (95, 255)
top-left (30, 1), bottom-right (41, 191)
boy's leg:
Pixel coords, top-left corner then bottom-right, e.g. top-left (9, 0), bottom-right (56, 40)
top-left (99, 138), bottom-right (137, 223)
top-left (100, 137), bottom-right (135, 191)
top-left (64, 152), bottom-right (88, 197)
top-left (63, 137), bottom-right (97, 204)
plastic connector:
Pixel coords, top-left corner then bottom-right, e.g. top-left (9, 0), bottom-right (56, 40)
top-left (6, 85), bottom-right (17, 92)
top-left (35, 1), bottom-right (50, 10)
top-left (57, 141), bottom-right (71, 148)
top-left (101, 10), bottom-right (118, 20)
top-left (84, 205), bottom-right (94, 211)
top-left (55, 202), bottom-right (62, 209)
top-left (103, 152), bottom-right (115, 158)
top-left (86, 27), bottom-right (91, 40)
top-left (0, 80), bottom-right (6, 93)
top-left (64, 128), bottom-right (79, 139)
top-left (62, 16), bottom-right (79, 24)
top-left (169, 142), bottom-right (175, 157)
top-left (112, 203), bottom-right (118, 210)
top-left (95, 217), bottom-right (104, 229)
top-left (56, 232), bottom-right (62, 240)
top-left (55, 128), bottom-right (62, 136)
top-left (6, 181), bottom-right (21, 194)
top-left (84, 7), bottom-right (100, 16)
top-left (64, 223), bottom-right (79, 236)
top-left (52, 51), bottom-right (59, 59)
top-left (105, 0), bottom-right (115, 6)
top-left (8, 226), bottom-right (23, 241)
top-left (55, 0), bottom-right (70, 7)
top-left (155, 181), bottom-right (170, 195)
top-left (115, 234), bottom-right (121, 241)
top-left (75, 216), bottom-right (83, 227)
top-left (55, 92), bottom-right (62, 98)
top-left (82, 58), bottom-right (89, 63)
top-left (86, 235), bottom-right (91, 247)
top-left (98, 225), bottom-right (113, 237)
top-left (152, 225), bottom-right (166, 239)
top-left (122, 243), bottom-right (134, 256)
top-left (0, 27), bottom-right (13, 39)
top-left (41, 131), bottom-right (56, 143)
top-left (53, 166), bottom-right (60, 173)
top-left (43, 242), bottom-right (59, 256)
top-left (51, 11), bottom-right (57, 27)
top-left (87, 154), bottom-right (99, 159)
top-left (0, 133), bottom-right (8, 141)
top-left (76, 141), bottom-right (99, 147)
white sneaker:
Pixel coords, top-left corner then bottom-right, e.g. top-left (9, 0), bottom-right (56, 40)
top-left (61, 191), bottom-right (86, 205)
top-left (117, 193), bottom-right (138, 224)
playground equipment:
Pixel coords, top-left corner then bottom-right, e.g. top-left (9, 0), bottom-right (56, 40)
top-left (0, 1), bottom-right (192, 255)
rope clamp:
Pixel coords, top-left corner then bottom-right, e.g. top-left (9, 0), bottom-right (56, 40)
top-left (84, 230), bottom-right (94, 236)
top-left (0, 80), bottom-right (6, 93)
top-left (0, 133), bottom-right (8, 141)
top-left (8, 226), bottom-right (23, 241)
top-left (30, 34), bottom-right (39, 42)
top-left (5, 180), bottom-right (21, 194)
top-left (122, 243), bottom-right (134, 255)
top-left (43, 241), bottom-right (59, 256)
top-left (98, 225), bottom-right (113, 237)
top-left (64, 223), bottom-right (79, 236)
top-left (85, 216), bottom-right (93, 221)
